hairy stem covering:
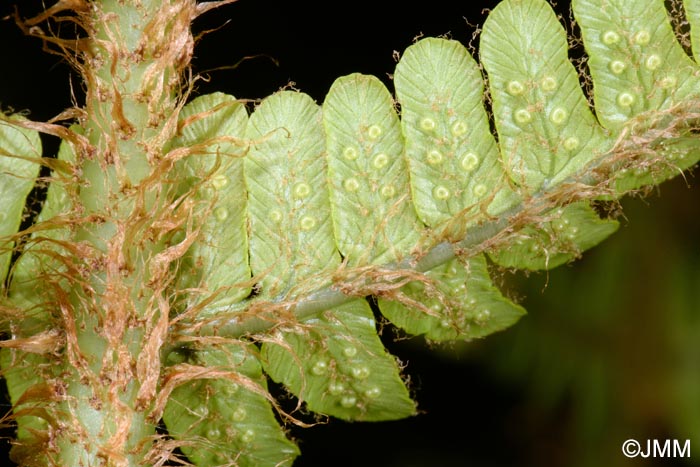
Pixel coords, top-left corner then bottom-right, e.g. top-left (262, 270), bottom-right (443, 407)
top-left (49, 1), bottom-right (196, 464)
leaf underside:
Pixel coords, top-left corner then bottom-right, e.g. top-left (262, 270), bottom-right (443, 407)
top-left (163, 343), bottom-right (299, 467)
top-left (2, 1), bottom-right (700, 466)
top-left (0, 117), bottom-right (41, 285)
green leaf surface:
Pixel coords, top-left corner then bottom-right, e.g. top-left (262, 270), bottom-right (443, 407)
top-left (573, 0), bottom-right (699, 129)
top-left (171, 93), bottom-right (251, 310)
top-left (608, 130), bottom-right (700, 194)
top-left (163, 343), bottom-right (299, 467)
top-left (488, 202), bottom-right (619, 271)
top-left (573, 0), bottom-right (700, 192)
top-left (394, 37), bottom-right (515, 228)
top-left (1, 133), bottom-right (74, 463)
top-left (480, 0), bottom-right (610, 191)
top-left (246, 90), bottom-right (415, 422)
top-left (0, 116), bottom-right (41, 285)
top-left (324, 73), bottom-right (422, 265)
top-left (378, 255), bottom-right (525, 341)
top-left (245, 91), bottom-right (336, 298)
top-left (0, 350), bottom-right (53, 463)
top-left (686, 0), bottom-right (700, 63)
top-left (8, 131), bottom-right (74, 310)
top-left (262, 300), bottom-right (416, 421)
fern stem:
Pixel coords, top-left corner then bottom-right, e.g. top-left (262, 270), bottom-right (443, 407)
top-left (179, 202), bottom-right (521, 339)
top-left (49, 1), bottom-right (195, 464)
top-left (179, 163), bottom-right (609, 341)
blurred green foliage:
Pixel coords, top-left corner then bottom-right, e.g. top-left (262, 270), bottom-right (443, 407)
top-left (479, 170), bottom-right (700, 467)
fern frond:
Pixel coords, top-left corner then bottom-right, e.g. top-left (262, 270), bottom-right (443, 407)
top-left (158, 3), bottom-right (700, 447)
top-left (2, 0), bottom-right (699, 465)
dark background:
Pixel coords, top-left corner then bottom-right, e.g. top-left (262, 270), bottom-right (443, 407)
top-left (1, 1), bottom-right (699, 466)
